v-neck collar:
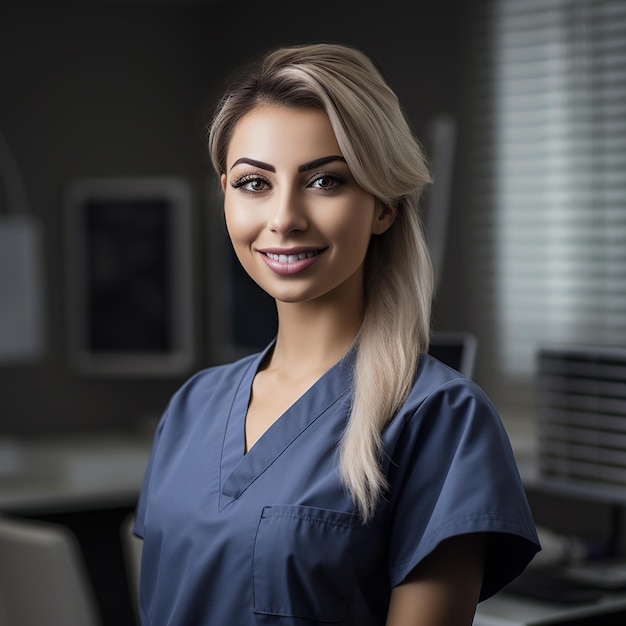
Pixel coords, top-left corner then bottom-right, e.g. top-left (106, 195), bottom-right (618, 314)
top-left (219, 343), bottom-right (354, 506)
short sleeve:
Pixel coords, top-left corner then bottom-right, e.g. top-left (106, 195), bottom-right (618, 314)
top-left (133, 412), bottom-right (167, 539)
top-left (385, 377), bottom-right (540, 601)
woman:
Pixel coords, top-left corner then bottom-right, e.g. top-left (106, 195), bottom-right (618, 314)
top-left (134, 43), bottom-right (540, 625)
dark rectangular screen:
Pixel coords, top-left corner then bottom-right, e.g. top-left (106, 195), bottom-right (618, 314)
top-left (85, 199), bottom-right (171, 352)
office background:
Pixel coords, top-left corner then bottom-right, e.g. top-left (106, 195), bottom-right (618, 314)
top-left (2, 0), bottom-right (626, 541)
top-left (2, 1), bottom-right (626, 624)
top-left (0, 0), bottom-right (469, 437)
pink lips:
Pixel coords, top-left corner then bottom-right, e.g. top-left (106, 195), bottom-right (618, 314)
top-left (259, 248), bottom-right (325, 276)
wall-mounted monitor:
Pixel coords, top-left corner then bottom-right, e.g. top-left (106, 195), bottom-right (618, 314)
top-left (65, 177), bottom-right (194, 377)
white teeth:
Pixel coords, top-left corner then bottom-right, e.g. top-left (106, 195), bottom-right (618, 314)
top-left (266, 251), bottom-right (318, 263)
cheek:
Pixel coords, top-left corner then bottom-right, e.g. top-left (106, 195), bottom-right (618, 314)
top-left (344, 229), bottom-right (374, 263)
top-left (224, 203), bottom-right (258, 246)
top-left (332, 210), bottom-right (376, 251)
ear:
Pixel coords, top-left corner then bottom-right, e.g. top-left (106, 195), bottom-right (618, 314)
top-left (371, 201), bottom-right (396, 235)
top-left (220, 173), bottom-right (227, 193)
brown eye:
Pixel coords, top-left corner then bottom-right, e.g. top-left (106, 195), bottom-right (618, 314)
top-left (250, 179), bottom-right (267, 191)
top-left (315, 176), bottom-right (334, 189)
top-left (308, 173), bottom-right (346, 190)
top-left (231, 175), bottom-right (271, 193)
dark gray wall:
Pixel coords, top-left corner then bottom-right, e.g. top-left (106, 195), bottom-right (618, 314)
top-left (0, 0), bottom-right (469, 437)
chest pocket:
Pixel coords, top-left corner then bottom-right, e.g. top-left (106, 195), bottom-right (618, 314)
top-left (252, 505), bottom-right (369, 623)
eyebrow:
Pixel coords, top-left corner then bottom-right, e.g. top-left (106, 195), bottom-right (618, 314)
top-left (229, 155), bottom-right (346, 173)
top-left (298, 155), bottom-right (347, 172)
top-left (230, 157), bottom-right (275, 172)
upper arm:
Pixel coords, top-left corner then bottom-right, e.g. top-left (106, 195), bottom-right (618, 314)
top-left (386, 533), bottom-right (486, 626)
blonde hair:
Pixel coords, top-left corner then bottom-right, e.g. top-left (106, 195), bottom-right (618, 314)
top-left (208, 43), bottom-right (434, 521)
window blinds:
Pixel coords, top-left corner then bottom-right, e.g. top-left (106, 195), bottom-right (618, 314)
top-left (467, 0), bottom-right (626, 409)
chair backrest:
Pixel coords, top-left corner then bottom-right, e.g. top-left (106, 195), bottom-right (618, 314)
top-left (120, 512), bottom-right (142, 624)
top-left (0, 515), bottom-right (101, 626)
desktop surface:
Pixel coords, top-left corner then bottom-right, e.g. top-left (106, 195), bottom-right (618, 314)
top-left (475, 592), bottom-right (626, 625)
top-left (474, 566), bottom-right (626, 626)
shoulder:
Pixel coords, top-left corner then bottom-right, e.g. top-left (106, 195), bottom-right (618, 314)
top-left (402, 354), bottom-right (498, 427)
top-left (384, 353), bottom-right (514, 487)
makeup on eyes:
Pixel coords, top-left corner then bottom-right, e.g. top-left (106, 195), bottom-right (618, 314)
top-left (230, 171), bottom-right (347, 194)
top-left (230, 173), bottom-right (271, 191)
top-left (304, 172), bottom-right (347, 190)
top-left (229, 157), bottom-right (350, 194)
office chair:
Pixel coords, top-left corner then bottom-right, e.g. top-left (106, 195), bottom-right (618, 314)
top-left (120, 512), bottom-right (142, 624)
top-left (0, 514), bottom-right (101, 626)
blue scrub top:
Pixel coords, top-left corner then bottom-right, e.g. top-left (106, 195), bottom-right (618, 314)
top-left (134, 344), bottom-right (540, 625)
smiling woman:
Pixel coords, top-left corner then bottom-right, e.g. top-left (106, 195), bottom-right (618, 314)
top-left (133, 43), bottom-right (540, 626)
top-left (221, 106), bottom-right (390, 306)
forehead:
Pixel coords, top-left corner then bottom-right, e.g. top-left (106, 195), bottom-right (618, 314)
top-left (226, 106), bottom-right (343, 168)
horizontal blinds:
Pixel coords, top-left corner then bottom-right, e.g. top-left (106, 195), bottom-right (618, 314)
top-left (467, 0), bottom-right (626, 402)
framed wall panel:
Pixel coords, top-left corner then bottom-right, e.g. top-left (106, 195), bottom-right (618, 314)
top-left (65, 177), bottom-right (194, 377)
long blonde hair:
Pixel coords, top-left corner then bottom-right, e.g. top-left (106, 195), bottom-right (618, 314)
top-left (208, 43), bottom-right (434, 521)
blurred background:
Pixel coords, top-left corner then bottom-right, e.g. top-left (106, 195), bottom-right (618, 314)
top-left (1, 0), bottom-right (626, 624)
top-left (0, 0), bottom-right (471, 436)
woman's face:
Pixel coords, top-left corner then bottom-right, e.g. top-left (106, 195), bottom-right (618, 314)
top-left (221, 105), bottom-right (393, 307)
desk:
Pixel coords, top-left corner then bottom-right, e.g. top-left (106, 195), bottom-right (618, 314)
top-left (0, 432), bottom-right (152, 515)
top-left (474, 589), bottom-right (626, 625)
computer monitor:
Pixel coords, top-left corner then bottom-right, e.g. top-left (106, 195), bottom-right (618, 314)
top-left (428, 331), bottom-right (477, 378)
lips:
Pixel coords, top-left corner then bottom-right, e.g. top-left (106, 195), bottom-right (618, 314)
top-left (258, 247), bottom-right (325, 276)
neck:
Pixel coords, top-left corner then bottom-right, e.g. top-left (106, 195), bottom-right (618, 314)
top-left (269, 298), bottom-right (361, 377)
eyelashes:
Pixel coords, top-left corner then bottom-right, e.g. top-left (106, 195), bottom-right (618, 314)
top-left (308, 172), bottom-right (347, 190)
top-left (230, 171), bottom-right (347, 194)
top-left (230, 173), bottom-right (271, 193)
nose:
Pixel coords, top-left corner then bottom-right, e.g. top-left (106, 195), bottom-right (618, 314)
top-left (267, 186), bottom-right (308, 234)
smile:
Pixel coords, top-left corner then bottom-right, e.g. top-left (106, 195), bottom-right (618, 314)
top-left (259, 248), bottom-right (325, 276)
top-left (264, 250), bottom-right (321, 263)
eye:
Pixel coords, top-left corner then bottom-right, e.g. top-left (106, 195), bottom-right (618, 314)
top-left (307, 173), bottom-right (346, 191)
top-left (231, 174), bottom-right (271, 194)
